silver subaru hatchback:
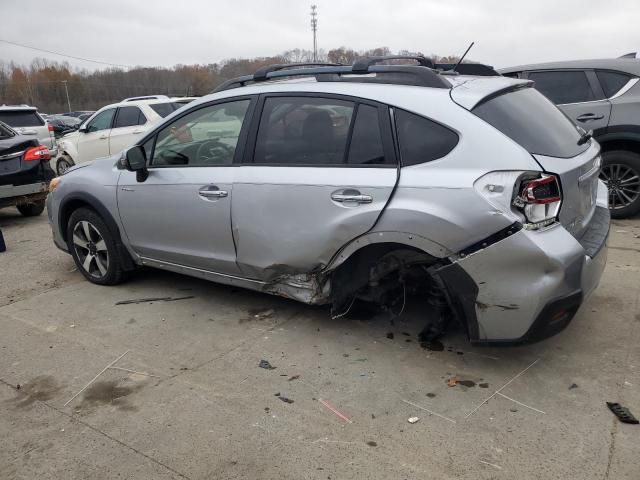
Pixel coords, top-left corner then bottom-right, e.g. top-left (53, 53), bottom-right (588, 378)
top-left (47, 58), bottom-right (609, 344)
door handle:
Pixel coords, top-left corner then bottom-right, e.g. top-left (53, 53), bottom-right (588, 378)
top-left (199, 185), bottom-right (228, 199)
top-left (576, 113), bottom-right (604, 122)
top-left (331, 191), bottom-right (373, 204)
top-left (132, 129), bottom-right (143, 134)
top-left (99, 134), bottom-right (108, 139)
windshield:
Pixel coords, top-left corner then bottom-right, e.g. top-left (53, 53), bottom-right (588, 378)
top-left (473, 86), bottom-right (588, 158)
top-left (150, 102), bottom-right (184, 118)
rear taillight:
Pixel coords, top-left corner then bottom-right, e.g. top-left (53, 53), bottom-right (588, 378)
top-left (24, 145), bottom-right (51, 161)
top-left (48, 124), bottom-right (54, 132)
top-left (513, 174), bottom-right (562, 229)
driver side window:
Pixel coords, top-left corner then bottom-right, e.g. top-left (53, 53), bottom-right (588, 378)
top-left (151, 100), bottom-right (250, 167)
top-left (86, 108), bottom-right (116, 133)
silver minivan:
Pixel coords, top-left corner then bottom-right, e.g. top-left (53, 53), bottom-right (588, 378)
top-left (46, 58), bottom-right (609, 344)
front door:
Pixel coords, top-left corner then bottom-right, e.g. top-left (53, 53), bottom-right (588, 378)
top-left (109, 105), bottom-right (148, 155)
top-left (117, 98), bottom-right (254, 274)
top-left (76, 108), bottom-right (115, 163)
top-left (231, 95), bottom-right (398, 280)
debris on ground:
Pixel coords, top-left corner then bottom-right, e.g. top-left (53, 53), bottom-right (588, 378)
top-left (386, 332), bottom-right (394, 339)
top-left (421, 339), bottom-right (444, 351)
top-left (458, 380), bottom-right (476, 388)
top-left (287, 375), bottom-right (300, 381)
top-left (447, 376), bottom-right (458, 387)
top-left (510, 407), bottom-right (518, 413)
top-left (569, 383), bottom-right (578, 390)
top-left (479, 383), bottom-right (489, 389)
top-left (319, 398), bottom-right (352, 423)
top-left (366, 441), bottom-right (377, 447)
top-left (278, 396), bottom-right (294, 404)
top-left (16, 384), bottom-right (20, 390)
top-left (259, 360), bottom-right (276, 370)
top-left (408, 416), bottom-right (420, 424)
top-left (607, 402), bottom-right (639, 424)
top-left (426, 392), bottom-right (436, 398)
top-left (252, 308), bottom-right (275, 320)
top-left (115, 296), bottom-right (194, 305)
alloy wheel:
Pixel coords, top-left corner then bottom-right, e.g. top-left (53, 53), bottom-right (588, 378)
top-left (600, 163), bottom-right (640, 210)
top-left (72, 220), bottom-right (109, 278)
top-left (57, 158), bottom-right (72, 175)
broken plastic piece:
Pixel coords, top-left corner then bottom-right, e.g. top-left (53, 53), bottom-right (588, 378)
top-left (447, 376), bottom-right (458, 387)
top-left (408, 416), bottom-right (420, 424)
top-left (259, 360), bottom-right (276, 370)
top-left (607, 402), bottom-right (639, 424)
top-left (278, 396), bottom-right (294, 404)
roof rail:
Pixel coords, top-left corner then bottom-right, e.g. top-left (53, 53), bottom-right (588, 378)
top-left (434, 63), bottom-right (500, 76)
top-left (253, 62), bottom-right (343, 81)
top-left (352, 55), bottom-right (434, 73)
top-left (619, 52), bottom-right (637, 59)
top-left (213, 57), bottom-right (451, 93)
top-left (122, 95), bottom-right (170, 102)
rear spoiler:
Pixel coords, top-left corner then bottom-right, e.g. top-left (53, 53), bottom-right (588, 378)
top-left (435, 63), bottom-right (500, 76)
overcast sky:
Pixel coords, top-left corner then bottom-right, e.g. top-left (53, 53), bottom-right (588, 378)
top-left (1, 0), bottom-right (638, 70)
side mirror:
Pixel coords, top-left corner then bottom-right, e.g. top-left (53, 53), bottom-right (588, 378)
top-left (124, 145), bottom-right (149, 182)
top-left (78, 125), bottom-right (88, 133)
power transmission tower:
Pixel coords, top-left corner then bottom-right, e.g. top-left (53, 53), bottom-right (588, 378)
top-left (310, 5), bottom-right (318, 61)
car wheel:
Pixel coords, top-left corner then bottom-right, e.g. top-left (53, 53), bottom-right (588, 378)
top-left (66, 208), bottom-right (125, 285)
top-left (16, 200), bottom-right (45, 217)
top-left (600, 150), bottom-right (640, 219)
top-left (56, 155), bottom-right (74, 175)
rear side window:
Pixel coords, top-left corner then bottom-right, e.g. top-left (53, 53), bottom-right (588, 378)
top-left (473, 86), bottom-right (588, 158)
top-left (150, 102), bottom-right (183, 118)
top-left (394, 110), bottom-right (458, 166)
top-left (254, 97), bottom-right (355, 165)
top-left (0, 111), bottom-right (44, 127)
top-left (596, 70), bottom-right (632, 98)
top-left (347, 105), bottom-right (387, 165)
top-left (114, 106), bottom-right (147, 127)
top-left (528, 71), bottom-right (599, 104)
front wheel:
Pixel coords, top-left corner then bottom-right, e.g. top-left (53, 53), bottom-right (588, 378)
top-left (600, 150), bottom-right (640, 219)
top-left (17, 200), bottom-right (45, 217)
top-left (66, 208), bottom-right (126, 285)
top-left (56, 155), bottom-right (74, 175)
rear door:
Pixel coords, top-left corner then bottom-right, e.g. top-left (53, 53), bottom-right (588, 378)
top-left (231, 94), bottom-right (398, 280)
top-left (526, 70), bottom-right (611, 132)
top-left (76, 108), bottom-right (115, 163)
top-left (109, 106), bottom-right (147, 155)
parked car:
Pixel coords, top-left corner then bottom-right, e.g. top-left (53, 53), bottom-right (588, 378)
top-left (0, 121), bottom-right (54, 217)
top-left (55, 98), bottom-right (185, 175)
top-left (59, 111), bottom-right (94, 118)
top-left (47, 58), bottom-right (609, 344)
top-left (47, 115), bottom-right (81, 138)
top-left (0, 105), bottom-right (57, 156)
top-left (501, 56), bottom-right (640, 218)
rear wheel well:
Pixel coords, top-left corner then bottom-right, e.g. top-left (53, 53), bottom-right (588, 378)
top-left (599, 138), bottom-right (640, 156)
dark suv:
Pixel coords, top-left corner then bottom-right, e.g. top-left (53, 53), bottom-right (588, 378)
top-left (501, 57), bottom-right (640, 218)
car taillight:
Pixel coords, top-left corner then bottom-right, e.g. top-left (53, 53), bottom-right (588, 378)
top-left (513, 174), bottom-right (562, 229)
top-left (24, 145), bottom-right (51, 161)
top-left (48, 124), bottom-right (54, 132)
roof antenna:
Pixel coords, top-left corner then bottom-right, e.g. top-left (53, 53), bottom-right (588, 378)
top-left (452, 42), bottom-right (475, 72)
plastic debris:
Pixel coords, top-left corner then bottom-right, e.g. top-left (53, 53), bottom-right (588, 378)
top-left (607, 402), bottom-right (639, 424)
top-left (408, 416), bottom-right (420, 424)
top-left (115, 296), bottom-right (194, 305)
top-left (278, 396), bottom-right (294, 404)
top-left (447, 376), bottom-right (458, 387)
top-left (259, 360), bottom-right (276, 370)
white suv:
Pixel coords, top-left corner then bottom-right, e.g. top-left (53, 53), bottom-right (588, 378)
top-left (0, 105), bottom-right (57, 155)
top-left (54, 98), bottom-right (185, 174)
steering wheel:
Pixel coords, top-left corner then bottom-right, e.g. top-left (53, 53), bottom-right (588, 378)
top-left (195, 139), bottom-right (235, 164)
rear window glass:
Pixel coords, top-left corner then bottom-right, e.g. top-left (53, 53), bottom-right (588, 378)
top-left (150, 102), bottom-right (183, 118)
top-left (347, 105), bottom-right (388, 165)
top-left (0, 111), bottom-right (44, 127)
top-left (395, 110), bottom-right (458, 166)
top-left (596, 70), bottom-right (632, 98)
top-left (473, 87), bottom-right (588, 158)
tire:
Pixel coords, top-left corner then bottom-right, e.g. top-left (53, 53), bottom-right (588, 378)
top-left (56, 155), bottom-right (74, 175)
top-left (600, 150), bottom-right (640, 219)
top-left (66, 207), bottom-right (126, 285)
top-left (17, 200), bottom-right (45, 217)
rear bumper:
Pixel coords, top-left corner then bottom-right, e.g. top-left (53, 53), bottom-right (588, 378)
top-left (441, 205), bottom-right (609, 344)
top-left (0, 182), bottom-right (48, 208)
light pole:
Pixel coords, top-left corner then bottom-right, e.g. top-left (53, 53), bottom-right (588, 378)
top-left (310, 5), bottom-right (318, 62)
top-left (62, 80), bottom-right (71, 113)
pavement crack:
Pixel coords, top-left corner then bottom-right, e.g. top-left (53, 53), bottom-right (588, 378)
top-left (0, 379), bottom-right (192, 480)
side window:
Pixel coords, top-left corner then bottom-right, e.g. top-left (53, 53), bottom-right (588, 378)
top-left (347, 105), bottom-right (387, 165)
top-left (86, 109), bottom-right (116, 132)
top-left (151, 100), bottom-right (250, 167)
top-left (394, 110), bottom-right (458, 166)
top-left (114, 106), bottom-right (146, 128)
top-left (528, 71), bottom-right (598, 104)
top-left (596, 70), bottom-right (632, 98)
top-left (254, 97), bottom-right (354, 165)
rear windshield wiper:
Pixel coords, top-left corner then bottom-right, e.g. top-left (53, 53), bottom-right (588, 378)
top-left (577, 129), bottom-right (593, 146)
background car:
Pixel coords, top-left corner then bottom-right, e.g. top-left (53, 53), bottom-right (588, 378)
top-left (54, 98), bottom-right (186, 175)
top-left (46, 115), bottom-right (82, 138)
top-left (0, 121), bottom-right (53, 217)
top-left (501, 55), bottom-right (640, 218)
top-left (0, 105), bottom-right (57, 157)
